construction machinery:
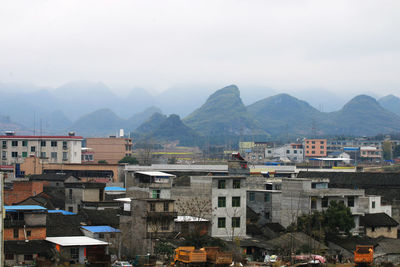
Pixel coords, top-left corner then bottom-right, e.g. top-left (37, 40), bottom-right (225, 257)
top-left (204, 247), bottom-right (233, 266)
top-left (172, 246), bottom-right (207, 266)
top-left (354, 245), bottom-right (374, 267)
top-left (171, 246), bottom-right (233, 266)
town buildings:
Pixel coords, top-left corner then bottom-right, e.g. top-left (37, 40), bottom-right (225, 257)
top-left (85, 137), bottom-right (133, 164)
top-left (0, 132), bottom-right (83, 165)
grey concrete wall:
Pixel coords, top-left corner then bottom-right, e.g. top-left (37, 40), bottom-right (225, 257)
top-left (280, 179), bottom-right (311, 227)
top-left (25, 213), bottom-right (46, 226)
top-left (211, 177), bottom-right (247, 239)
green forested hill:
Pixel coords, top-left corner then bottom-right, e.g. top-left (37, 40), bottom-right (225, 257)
top-left (183, 85), bottom-right (265, 136)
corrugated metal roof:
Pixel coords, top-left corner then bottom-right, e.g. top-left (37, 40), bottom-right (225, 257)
top-left (135, 171), bottom-right (175, 177)
top-left (48, 210), bottom-right (76, 215)
top-left (174, 216), bottom-right (208, 222)
top-left (46, 236), bottom-right (108, 246)
top-left (104, 186), bottom-right (126, 192)
top-left (81, 225), bottom-right (121, 233)
top-left (5, 205), bottom-right (46, 211)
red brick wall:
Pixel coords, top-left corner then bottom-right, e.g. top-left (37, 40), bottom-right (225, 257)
top-left (4, 181), bottom-right (47, 205)
top-left (4, 227), bottom-right (46, 241)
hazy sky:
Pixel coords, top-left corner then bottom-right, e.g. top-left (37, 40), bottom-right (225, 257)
top-left (1, 0), bottom-right (400, 95)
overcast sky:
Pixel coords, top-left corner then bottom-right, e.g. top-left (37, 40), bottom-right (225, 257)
top-left (1, 0), bottom-right (400, 96)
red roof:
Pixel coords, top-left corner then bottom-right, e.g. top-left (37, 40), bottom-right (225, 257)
top-left (0, 135), bottom-right (83, 139)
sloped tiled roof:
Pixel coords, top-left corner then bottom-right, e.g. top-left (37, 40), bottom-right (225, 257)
top-left (361, 213), bottom-right (399, 227)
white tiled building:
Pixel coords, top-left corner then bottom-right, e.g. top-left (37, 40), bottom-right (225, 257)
top-left (0, 133), bottom-right (83, 165)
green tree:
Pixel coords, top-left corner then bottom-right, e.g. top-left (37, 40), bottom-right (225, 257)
top-left (98, 160), bottom-right (108, 164)
top-left (393, 145), bottom-right (400, 158)
top-left (324, 201), bottom-right (355, 235)
top-left (118, 156), bottom-right (139, 164)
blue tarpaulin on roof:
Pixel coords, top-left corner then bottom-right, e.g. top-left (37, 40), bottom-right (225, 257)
top-left (81, 226), bottom-right (121, 233)
top-left (344, 147), bottom-right (359, 151)
top-left (48, 210), bottom-right (76, 215)
top-left (104, 186), bottom-right (126, 192)
top-left (4, 205), bottom-right (46, 211)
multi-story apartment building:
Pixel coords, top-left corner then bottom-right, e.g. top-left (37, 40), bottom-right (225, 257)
top-left (85, 137), bottom-right (132, 164)
top-left (239, 141), bottom-right (274, 163)
top-left (247, 189), bottom-right (282, 224)
top-left (304, 138), bottom-right (327, 158)
top-left (64, 181), bottom-right (106, 213)
top-left (120, 198), bottom-right (177, 256)
top-left (0, 132), bottom-right (83, 165)
top-left (265, 143), bottom-right (304, 163)
top-left (212, 176), bottom-right (247, 240)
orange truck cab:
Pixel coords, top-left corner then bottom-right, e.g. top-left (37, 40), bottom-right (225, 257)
top-left (354, 245), bottom-right (374, 266)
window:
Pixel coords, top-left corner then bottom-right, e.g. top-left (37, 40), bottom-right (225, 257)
top-left (99, 233), bottom-right (104, 238)
top-left (63, 152), bottom-right (68, 160)
top-left (311, 198), bottom-right (317, 210)
top-left (320, 141), bottom-right (324, 144)
top-left (320, 146), bottom-right (324, 149)
top-left (218, 197), bottom-right (226, 207)
top-left (69, 189), bottom-right (73, 199)
top-left (51, 152), bottom-right (57, 159)
top-left (218, 180), bottom-right (225, 189)
top-left (218, 217), bottom-right (226, 228)
top-left (163, 202), bottom-right (169, 212)
top-left (232, 197), bottom-right (240, 207)
top-left (372, 201), bottom-right (376, 209)
top-left (40, 140), bottom-right (46, 147)
top-left (2, 151), bottom-right (7, 159)
top-left (286, 150), bottom-right (290, 154)
top-left (161, 221), bottom-right (169, 230)
top-left (5, 254), bottom-right (13, 260)
top-left (27, 230), bottom-right (31, 237)
top-left (51, 141), bottom-right (57, 147)
top-left (68, 207), bottom-right (73, 212)
top-left (232, 217), bottom-right (240, 228)
top-left (347, 196), bottom-right (355, 207)
top-left (2, 140), bottom-right (6, 148)
top-left (13, 228), bottom-right (19, 238)
top-left (312, 151), bottom-right (315, 154)
top-left (31, 146), bottom-right (36, 152)
top-left (152, 189), bottom-right (161, 199)
top-left (150, 203), bottom-right (156, 212)
top-left (62, 141), bottom-right (67, 149)
top-left (70, 248), bottom-right (79, 259)
top-left (306, 151), bottom-right (309, 154)
top-left (12, 140), bottom-right (18, 146)
top-left (265, 212), bottom-right (270, 219)
top-left (11, 152), bottom-right (18, 158)
top-left (312, 146), bottom-right (315, 149)
top-left (371, 226), bottom-right (375, 232)
top-left (22, 140), bottom-right (27, 146)
top-left (322, 197), bottom-right (328, 208)
top-left (24, 254), bottom-right (33, 261)
top-left (294, 150), bottom-right (297, 154)
top-left (249, 192), bottom-right (255, 201)
top-left (312, 141), bottom-right (315, 144)
top-left (233, 179), bottom-right (241, 189)
top-left (40, 152), bottom-right (46, 158)
top-left (22, 152), bottom-right (27, 158)
top-left (306, 141), bottom-right (309, 144)
top-left (264, 193), bottom-right (270, 202)
top-left (267, 150), bottom-right (271, 154)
